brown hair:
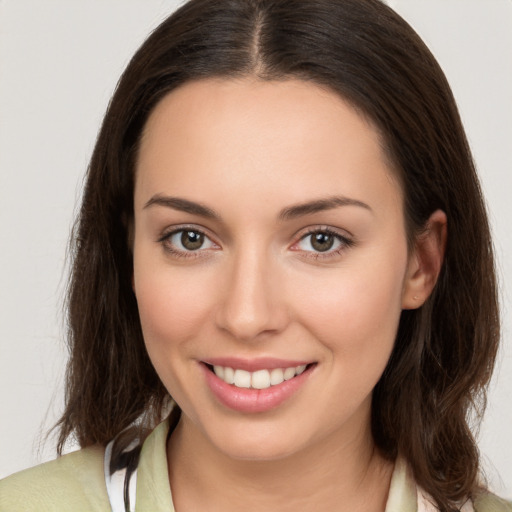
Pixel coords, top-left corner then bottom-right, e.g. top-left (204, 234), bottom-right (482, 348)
top-left (55, 1), bottom-right (500, 510)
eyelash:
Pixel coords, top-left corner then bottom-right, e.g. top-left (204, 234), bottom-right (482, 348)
top-left (293, 227), bottom-right (355, 260)
top-left (157, 226), bottom-right (354, 261)
top-left (158, 225), bottom-right (218, 260)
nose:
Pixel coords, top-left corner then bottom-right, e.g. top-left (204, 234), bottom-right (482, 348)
top-left (215, 246), bottom-right (289, 341)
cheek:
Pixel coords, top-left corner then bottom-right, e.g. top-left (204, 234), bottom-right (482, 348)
top-left (133, 261), bottom-right (220, 410)
top-left (133, 259), bottom-right (215, 356)
top-left (291, 250), bottom-right (407, 367)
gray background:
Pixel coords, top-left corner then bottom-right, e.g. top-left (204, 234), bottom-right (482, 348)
top-left (1, 0), bottom-right (511, 497)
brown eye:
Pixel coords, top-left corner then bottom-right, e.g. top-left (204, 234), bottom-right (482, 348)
top-left (164, 229), bottom-right (216, 253)
top-left (181, 230), bottom-right (204, 250)
top-left (295, 229), bottom-right (351, 256)
top-left (310, 232), bottom-right (335, 252)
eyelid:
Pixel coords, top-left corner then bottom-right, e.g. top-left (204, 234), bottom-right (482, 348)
top-left (289, 226), bottom-right (355, 258)
top-left (157, 223), bottom-right (354, 260)
top-left (290, 225), bottom-right (354, 245)
top-left (157, 223), bottom-right (218, 242)
top-left (158, 224), bottom-right (221, 258)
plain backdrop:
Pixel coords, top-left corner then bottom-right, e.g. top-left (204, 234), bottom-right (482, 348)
top-left (1, 0), bottom-right (511, 498)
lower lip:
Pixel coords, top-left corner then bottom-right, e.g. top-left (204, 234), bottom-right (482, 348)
top-left (201, 363), bottom-right (314, 413)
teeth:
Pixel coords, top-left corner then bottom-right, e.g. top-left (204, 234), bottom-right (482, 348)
top-left (233, 369), bottom-right (251, 388)
top-left (270, 368), bottom-right (284, 385)
top-left (296, 365), bottom-right (306, 375)
top-left (212, 364), bottom-right (308, 389)
top-left (283, 367), bottom-right (296, 380)
top-left (213, 365), bottom-right (224, 379)
top-left (251, 369), bottom-right (271, 389)
top-left (224, 366), bottom-right (235, 384)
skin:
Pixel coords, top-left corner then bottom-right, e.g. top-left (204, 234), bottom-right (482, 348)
top-left (132, 78), bottom-right (446, 512)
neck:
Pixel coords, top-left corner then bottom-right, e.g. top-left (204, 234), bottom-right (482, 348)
top-left (167, 411), bottom-right (393, 512)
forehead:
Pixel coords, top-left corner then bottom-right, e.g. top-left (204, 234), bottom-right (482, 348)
top-left (135, 78), bottom-right (401, 216)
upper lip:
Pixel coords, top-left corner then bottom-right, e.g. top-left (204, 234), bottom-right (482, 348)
top-left (201, 357), bottom-right (314, 372)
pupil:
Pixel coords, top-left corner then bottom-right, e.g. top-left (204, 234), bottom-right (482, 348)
top-left (181, 231), bottom-right (204, 250)
top-left (311, 232), bottom-right (334, 252)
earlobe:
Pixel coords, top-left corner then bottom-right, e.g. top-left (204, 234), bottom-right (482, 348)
top-left (402, 209), bottom-right (447, 310)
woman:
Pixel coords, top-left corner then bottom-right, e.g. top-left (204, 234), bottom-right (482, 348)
top-left (1, 0), bottom-right (510, 511)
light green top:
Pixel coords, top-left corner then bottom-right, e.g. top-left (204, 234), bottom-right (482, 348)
top-left (1, 418), bottom-right (510, 511)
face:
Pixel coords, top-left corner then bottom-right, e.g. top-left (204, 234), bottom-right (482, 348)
top-left (133, 78), bottom-right (417, 461)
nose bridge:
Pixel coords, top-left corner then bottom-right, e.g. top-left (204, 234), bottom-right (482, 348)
top-left (216, 242), bottom-right (285, 340)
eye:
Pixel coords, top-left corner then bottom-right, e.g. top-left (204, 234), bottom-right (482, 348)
top-left (160, 228), bottom-right (217, 255)
top-left (172, 230), bottom-right (209, 251)
top-left (294, 229), bottom-right (353, 255)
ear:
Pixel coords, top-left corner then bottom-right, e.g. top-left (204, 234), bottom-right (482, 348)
top-left (402, 209), bottom-right (447, 310)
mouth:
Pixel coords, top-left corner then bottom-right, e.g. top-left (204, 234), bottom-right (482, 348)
top-left (200, 360), bottom-right (316, 413)
top-left (204, 363), bottom-right (313, 389)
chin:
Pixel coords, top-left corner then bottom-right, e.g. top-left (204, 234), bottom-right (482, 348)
top-left (202, 417), bottom-right (315, 462)
top-left (218, 437), bottom-right (301, 462)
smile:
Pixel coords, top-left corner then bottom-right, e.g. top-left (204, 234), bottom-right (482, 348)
top-left (211, 365), bottom-right (307, 389)
top-left (201, 359), bottom-right (316, 413)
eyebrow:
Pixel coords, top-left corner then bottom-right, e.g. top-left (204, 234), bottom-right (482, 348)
top-left (143, 194), bottom-right (372, 220)
top-left (278, 196), bottom-right (372, 220)
top-left (144, 195), bottom-right (219, 219)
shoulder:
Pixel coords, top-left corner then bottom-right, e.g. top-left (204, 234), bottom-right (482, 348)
top-left (474, 492), bottom-right (512, 512)
top-left (0, 445), bottom-right (111, 512)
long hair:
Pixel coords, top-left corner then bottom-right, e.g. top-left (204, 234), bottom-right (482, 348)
top-left (54, 1), bottom-right (500, 510)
